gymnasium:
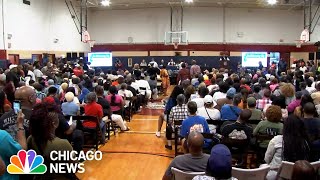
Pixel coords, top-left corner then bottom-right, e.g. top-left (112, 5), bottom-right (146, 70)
top-left (0, 0), bottom-right (320, 180)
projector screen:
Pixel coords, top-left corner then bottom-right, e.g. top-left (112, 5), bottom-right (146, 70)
top-left (242, 52), bottom-right (268, 67)
top-left (88, 52), bottom-right (113, 67)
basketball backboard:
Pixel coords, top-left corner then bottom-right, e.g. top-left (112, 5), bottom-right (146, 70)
top-left (164, 31), bottom-right (188, 45)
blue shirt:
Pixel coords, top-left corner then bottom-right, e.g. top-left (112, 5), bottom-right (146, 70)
top-left (0, 130), bottom-right (22, 180)
top-left (221, 105), bottom-right (241, 121)
top-left (61, 102), bottom-right (80, 116)
top-left (180, 115), bottom-right (211, 148)
top-left (180, 115), bottom-right (210, 137)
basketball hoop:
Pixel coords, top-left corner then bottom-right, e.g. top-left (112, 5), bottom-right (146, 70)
top-left (173, 42), bottom-right (178, 49)
top-left (87, 40), bottom-right (96, 48)
top-left (295, 40), bottom-right (304, 48)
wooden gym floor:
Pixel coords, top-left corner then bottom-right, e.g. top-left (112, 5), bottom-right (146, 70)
top-left (77, 89), bottom-right (174, 180)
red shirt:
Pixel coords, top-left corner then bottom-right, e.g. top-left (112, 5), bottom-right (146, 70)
top-left (83, 102), bottom-right (103, 128)
top-left (177, 68), bottom-right (191, 83)
top-left (73, 67), bottom-right (84, 77)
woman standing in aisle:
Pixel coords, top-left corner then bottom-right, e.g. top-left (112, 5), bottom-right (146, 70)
top-left (160, 64), bottom-right (170, 96)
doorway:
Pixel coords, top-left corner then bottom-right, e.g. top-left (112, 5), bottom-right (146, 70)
top-left (8, 54), bottom-right (20, 65)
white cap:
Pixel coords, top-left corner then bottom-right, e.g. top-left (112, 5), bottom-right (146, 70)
top-left (203, 95), bottom-right (217, 107)
top-left (204, 95), bottom-right (214, 104)
top-left (9, 64), bottom-right (17, 70)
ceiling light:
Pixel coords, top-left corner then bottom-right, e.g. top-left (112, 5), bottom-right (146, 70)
top-left (267, 0), bottom-right (277, 5)
top-left (101, 0), bottom-right (110, 6)
top-left (185, 0), bottom-right (193, 3)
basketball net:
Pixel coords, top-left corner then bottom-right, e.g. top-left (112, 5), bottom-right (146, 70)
top-left (173, 42), bottom-right (178, 49)
top-left (295, 40), bottom-right (304, 48)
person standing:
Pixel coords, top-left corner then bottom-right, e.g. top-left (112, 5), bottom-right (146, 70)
top-left (258, 61), bottom-right (263, 70)
top-left (177, 63), bottom-right (191, 85)
top-left (278, 58), bottom-right (287, 74)
top-left (190, 60), bottom-right (201, 78)
top-left (115, 60), bottom-right (123, 71)
top-left (160, 64), bottom-right (170, 96)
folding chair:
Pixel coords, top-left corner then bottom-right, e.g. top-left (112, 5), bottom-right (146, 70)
top-left (311, 160), bottom-right (320, 170)
top-left (124, 97), bottom-right (135, 122)
top-left (254, 133), bottom-right (275, 165)
top-left (276, 161), bottom-right (295, 180)
top-left (232, 165), bottom-right (270, 180)
top-left (206, 119), bottom-right (223, 134)
top-left (139, 87), bottom-right (148, 105)
top-left (65, 115), bottom-right (101, 150)
top-left (222, 137), bottom-right (250, 168)
top-left (174, 120), bottom-right (183, 157)
top-left (171, 167), bottom-right (205, 180)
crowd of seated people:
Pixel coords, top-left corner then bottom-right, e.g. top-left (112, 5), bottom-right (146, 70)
top-left (0, 57), bottom-right (320, 179)
top-left (157, 59), bottom-right (320, 180)
top-left (0, 58), bottom-right (176, 179)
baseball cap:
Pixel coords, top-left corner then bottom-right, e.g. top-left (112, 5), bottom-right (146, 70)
top-left (247, 97), bottom-right (256, 107)
top-left (226, 88), bottom-right (236, 98)
top-left (9, 64), bottom-right (17, 70)
top-left (207, 144), bottom-right (232, 179)
top-left (204, 95), bottom-right (214, 104)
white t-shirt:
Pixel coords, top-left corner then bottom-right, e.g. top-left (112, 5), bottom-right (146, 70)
top-left (212, 92), bottom-right (226, 102)
top-left (192, 98), bottom-right (205, 109)
top-left (118, 89), bottom-right (133, 107)
top-left (306, 86), bottom-right (317, 94)
top-left (300, 66), bottom-right (307, 73)
top-left (136, 79), bottom-right (151, 96)
top-left (33, 69), bottom-right (43, 79)
top-left (131, 82), bottom-right (139, 91)
top-left (197, 107), bottom-right (220, 120)
top-left (27, 70), bottom-right (36, 81)
top-left (207, 84), bottom-right (219, 93)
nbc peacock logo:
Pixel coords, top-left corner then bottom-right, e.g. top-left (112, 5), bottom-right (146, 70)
top-left (7, 150), bottom-right (47, 174)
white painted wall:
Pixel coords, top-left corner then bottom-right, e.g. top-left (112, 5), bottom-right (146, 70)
top-left (308, 6), bottom-right (320, 42)
top-left (0, 0), bottom-right (89, 52)
top-left (89, 8), bottom-right (171, 43)
top-left (90, 7), bottom-right (304, 44)
top-left (225, 8), bottom-right (303, 43)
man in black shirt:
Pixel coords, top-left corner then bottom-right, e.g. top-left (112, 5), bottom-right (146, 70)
top-left (303, 103), bottom-right (320, 143)
top-left (221, 109), bottom-right (253, 140)
top-left (303, 102), bottom-right (320, 161)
